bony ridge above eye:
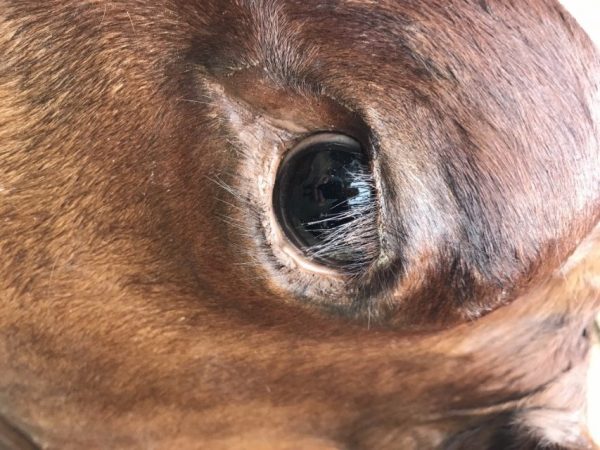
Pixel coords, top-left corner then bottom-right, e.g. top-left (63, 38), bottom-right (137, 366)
top-left (273, 133), bottom-right (379, 274)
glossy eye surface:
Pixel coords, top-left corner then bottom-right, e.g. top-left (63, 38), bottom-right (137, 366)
top-left (273, 133), bottom-right (379, 271)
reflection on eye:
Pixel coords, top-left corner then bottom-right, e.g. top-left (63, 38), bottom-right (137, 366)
top-left (273, 133), bottom-right (379, 272)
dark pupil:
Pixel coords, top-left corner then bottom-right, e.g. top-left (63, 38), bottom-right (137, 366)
top-left (275, 136), bottom-right (374, 266)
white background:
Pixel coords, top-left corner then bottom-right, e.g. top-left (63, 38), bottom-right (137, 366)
top-left (561, 0), bottom-right (600, 45)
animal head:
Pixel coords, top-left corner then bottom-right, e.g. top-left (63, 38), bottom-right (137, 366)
top-left (0, 1), bottom-right (598, 448)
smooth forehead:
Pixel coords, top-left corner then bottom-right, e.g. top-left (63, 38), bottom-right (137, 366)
top-left (179, 0), bottom-right (587, 78)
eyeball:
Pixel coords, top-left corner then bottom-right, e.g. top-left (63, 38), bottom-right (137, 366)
top-left (273, 133), bottom-right (379, 272)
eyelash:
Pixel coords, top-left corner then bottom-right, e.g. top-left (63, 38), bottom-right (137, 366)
top-left (298, 160), bottom-right (380, 274)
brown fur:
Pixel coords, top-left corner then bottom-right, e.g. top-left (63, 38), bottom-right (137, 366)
top-left (0, 0), bottom-right (599, 448)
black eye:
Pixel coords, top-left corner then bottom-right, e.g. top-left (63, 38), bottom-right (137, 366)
top-left (273, 133), bottom-right (379, 271)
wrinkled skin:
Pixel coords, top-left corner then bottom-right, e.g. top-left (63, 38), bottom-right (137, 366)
top-left (0, 0), bottom-right (599, 448)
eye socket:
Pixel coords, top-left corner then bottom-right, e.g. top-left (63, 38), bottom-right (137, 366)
top-left (273, 133), bottom-right (379, 272)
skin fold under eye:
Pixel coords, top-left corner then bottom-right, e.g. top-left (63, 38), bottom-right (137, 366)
top-left (273, 133), bottom-right (380, 274)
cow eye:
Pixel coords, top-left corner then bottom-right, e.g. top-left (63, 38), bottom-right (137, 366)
top-left (273, 133), bottom-right (379, 272)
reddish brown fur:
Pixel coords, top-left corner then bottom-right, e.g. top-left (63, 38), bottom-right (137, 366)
top-left (0, 0), bottom-right (599, 448)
